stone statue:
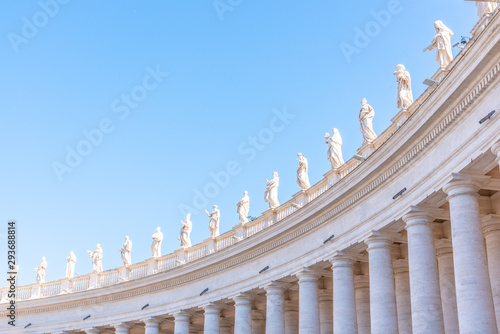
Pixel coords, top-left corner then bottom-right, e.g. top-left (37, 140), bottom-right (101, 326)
top-left (425, 20), bottom-right (454, 68)
top-left (359, 99), bottom-right (377, 145)
top-left (237, 191), bottom-right (250, 224)
top-left (476, 1), bottom-right (498, 17)
top-left (179, 214), bottom-right (193, 248)
top-left (151, 227), bottom-right (163, 257)
top-left (120, 236), bottom-right (132, 267)
top-left (35, 257), bottom-right (47, 283)
top-left (264, 172), bottom-right (280, 209)
top-left (394, 64), bottom-right (414, 110)
top-left (296, 153), bottom-right (311, 190)
top-left (65, 251), bottom-right (77, 278)
top-left (325, 129), bottom-right (344, 169)
top-left (205, 205), bottom-right (220, 238)
top-left (87, 244), bottom-right (103, 273)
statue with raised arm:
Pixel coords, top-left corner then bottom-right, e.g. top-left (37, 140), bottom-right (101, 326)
top-left (325, 129), bottom-right (344, 169)
top-left (237, 191), bottom-right (250, 224)
top-left (120, 236), bottom-right (132, 267)
top-left (264, 172), bottom-right (280, 209)
top-left (87, 244), bottom-right (103, 273)
top-left (151, 227), bottom-right (163, 257)
top-left (296, 153), bottom-right (311, 190)
top-left (65, 251), bottom-right (77, 278)
top-left (424, 20), bottom-right (454, 68)
top-left (476, 1), bottom-right (498, 17)
top-left (359, 99), bottom-right (377, 145)
top-left (35, 257), bottom-right (47, 283)
top-left (205, 205), bottom-right (220, 238)
top-left (179, 214), bottom-right (193, 248)
top-left (394, 64), bottom-right (414, 110)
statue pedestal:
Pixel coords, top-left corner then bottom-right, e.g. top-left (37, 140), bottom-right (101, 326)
top-left (175, 248), bottom-right (187, 264)
top-left (118, 266), bottom-right (130, 282)
top-left (357, 142), bottom-right (375, 158)
top-left (232, 223), bottom-right (247, 241)
top-left (324, 168), bottom-right (341, 187)
top-left (205, 237), bottom-right (217, 255)
top-left (392, 108), bottom-right (411, 128)
top-left (146, 258), bottom-right (158, 275)
top-left (31, 284), bottom-right (42, 299)
top-left (262, 209), bottom-right (277, 227)
top-left (293, 190), bottom-right (309, 207)
top-left (88, 272), bottom-right (100, 289)
top-left (60, 278), bottom-right (72, 294)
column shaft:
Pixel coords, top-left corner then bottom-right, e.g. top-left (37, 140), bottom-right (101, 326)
top-left (393, 259), bottom-right (412, 334)
top-left (144, 318), bottom-right (161, 334)
top-left (403, 210), bottom-right (444, 334)
top-left (265, 282), bottom-right (285, 334)
top-left (297, 269), bottom-right (320, 333)
top-left (204, 304), bottom-right (221, 334)
top-left (318, 289), bottom-right (333, 334)
top-left (331, 256), bottom-right (357, 334)
top-left (354, 275), bottom-right (371, 334)
top-left (365, 233), bottom-right (398, 334)
top-left (174, 311), bottom-right (191, 334)
top-left (234, 294), bottom-right (252, 334)
top-left (435, 239), bottom-right (459, 334)
top-left (444, 179), bottom-right (497, 333)
top-left (483, 215), bottom-right (500, 329)
top-left (285, 301), bottom-right (299, 334)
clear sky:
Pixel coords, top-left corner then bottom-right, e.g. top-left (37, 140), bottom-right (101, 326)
top-left (0, 0), bottom-right (480, 286)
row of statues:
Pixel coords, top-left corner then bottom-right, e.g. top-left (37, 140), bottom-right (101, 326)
top-left (32, 11), bottom-right (494, 283)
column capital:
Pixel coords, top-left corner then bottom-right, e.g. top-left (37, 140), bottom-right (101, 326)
top-left (173, 310), bottom-right (191, 321)
top-left (392, 258), bottom-right (409, 274)
top-left (403, 205), bottom-right (444, 228)
top-left (142, 317), bottom-right (161, 327)
top-left (233, 292), bottom-right (252, 306)
top-left (330, 252), bottom-right (356, 268)
top-left (295, 267), bottom-right (320, 282)
top-left (364, 231), bottom-right (398, 251)
top-left (491, 142), bottom-right (500, 158)
top-left (82, 328), bottom-right (101, 334)
top-left (203, 302), bottom-right (221, 313)
top-left (111, 323), bottom-right (131, 330)
top-left (354, 274), bottom-right (370, 289)
top-left (482, 214), bottom-right (500, 236)
top-left (442, 173), bottom-right (488, 199)
top-left (263, 281), bottom-right (286, 294)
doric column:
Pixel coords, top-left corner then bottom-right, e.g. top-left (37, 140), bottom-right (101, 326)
top-left (482, 214), bottom-right (500, 328)
top-left (365, 232), bottom-right (398, 334)
top-left (296, 268), bottom-right (320, 333)
top-left (318, 289), bottom-right (333, 334)
top-left (392, 259), bottom-right (412, 334)
top-left (204, 303), bottom-right (221, 334)
top-left (143, 318), bottom-right (161, 334)
top-left (251, 309), bottom-right (266, 334)
top-left (435, 238), bottom-right (459, 334)
top-left (284, 300), bottom-right (299, 334)
top-left (264, 282), bottom-right (285, 334)
top-left (112, 323), bottom-right (130, 334)
top-left (174, 311), bottom-right (191, 334)
top-left (354, 275), bottom-right (370, 334)
top-left (234, 293), bottom-right (252, 333)
top-left (443, 176), bottom-right (497, 333)
top-left (403, 208), bottom-right (445, 334)
top-left (330, 254), bottom-right (357, 334)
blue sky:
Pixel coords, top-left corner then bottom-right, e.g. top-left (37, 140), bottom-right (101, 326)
top-left (0, 0), bottom-right (479, 285)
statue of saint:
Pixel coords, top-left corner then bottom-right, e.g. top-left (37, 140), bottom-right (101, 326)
top-left (151, 227), bottom-right (163, 257)
top-left (359, 99), bottom-right (377, 145)
top-left (179, 214), bottom-right (193, 248)
top-left (237, 191), bottom-right (250, 224)
top-left (476, 1), bottom-right (498, 17)
top-left (296, 153), bottom-right (311, 190)
top-left (205, 205), bottom-right (220, 238)
top-left (425, 20), bottom-right (454, 68)
top-left (394, 64), bottom-right (414, 110)
top-left (325, 129), bottom-right (344, 169)
top-left (35, 257), bottom-right (47, 283)
top-left (120, 236), bottom-right (132, 267)
top-left (264, 172), bottom-right (280, 209)
top-left (65, 251), bottom-right (77, 278)
top-left (87, 244), bottom-right (103, 273)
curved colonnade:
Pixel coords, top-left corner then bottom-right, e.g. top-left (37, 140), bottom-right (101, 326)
top-left (2, 9), bottom-right (500, 334)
